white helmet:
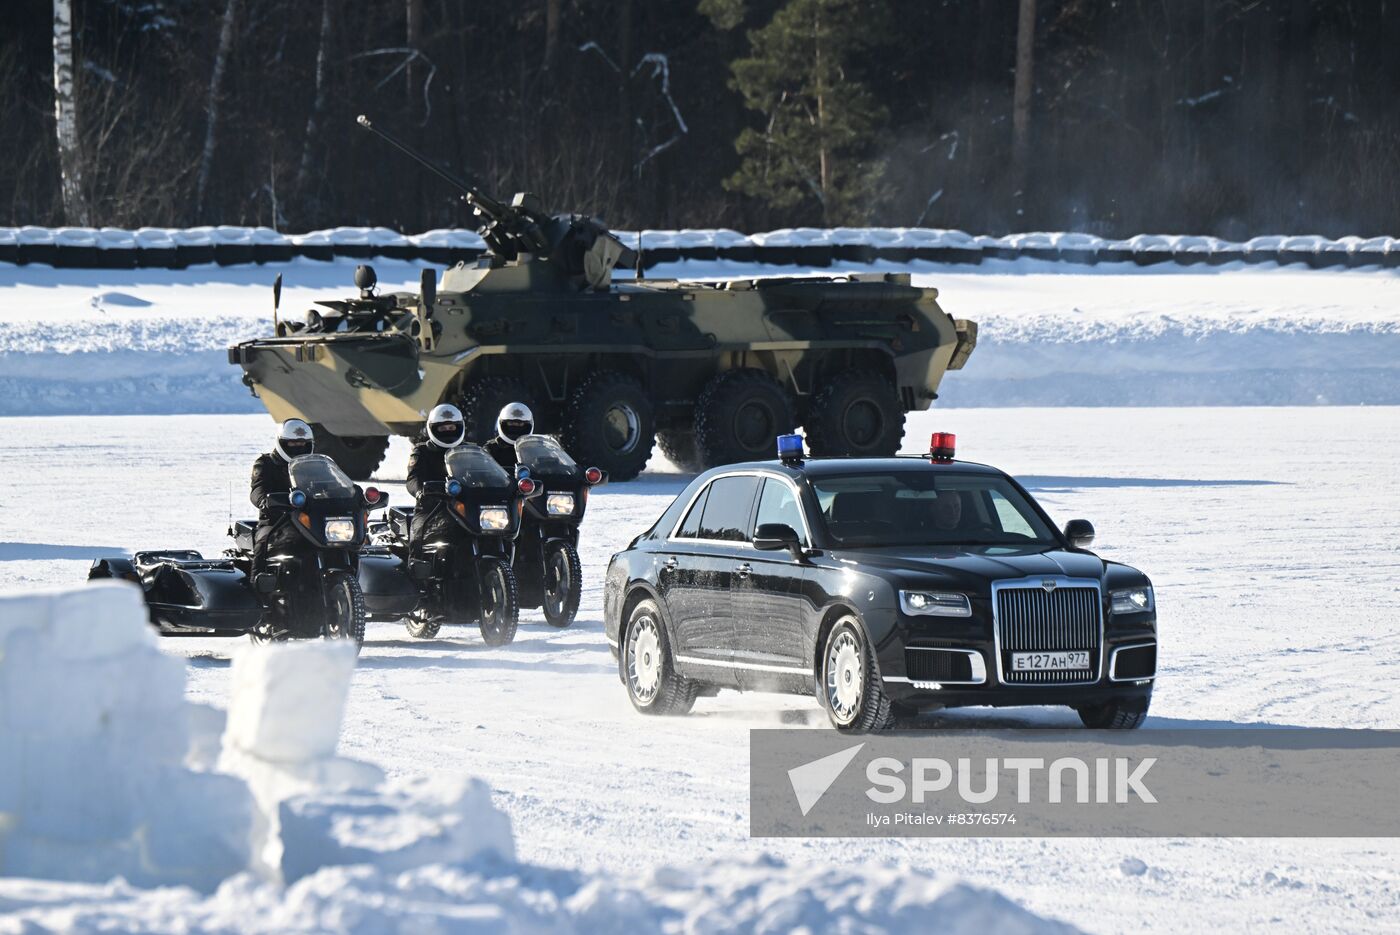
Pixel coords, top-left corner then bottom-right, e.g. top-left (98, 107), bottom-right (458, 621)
top-left (497, 402), bottom-right (534, 445)
top-left (275, 419), bottom-right (314, 461)
top-left (427, 404), bottom-right (466, 448)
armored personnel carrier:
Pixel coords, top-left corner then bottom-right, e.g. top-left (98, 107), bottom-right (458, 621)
top-left (228, 117), bottom-right (977, 481)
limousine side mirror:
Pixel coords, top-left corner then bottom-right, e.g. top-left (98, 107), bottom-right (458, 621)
top-left (1063, 519), bottom-right (1095, 549)
top-left (754, 522), bottom-right (803, 558)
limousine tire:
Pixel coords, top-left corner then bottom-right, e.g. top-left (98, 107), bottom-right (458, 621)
top-left (1075, 695), bottom-right (1150, 729)
top-left (624, 599), bottom-right (698, 715)
top-left (821, 616), bottom-right (895, 732)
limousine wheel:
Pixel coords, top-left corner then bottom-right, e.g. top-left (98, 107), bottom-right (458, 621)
top-left (624, 600), bottom-right (697, 715)
top-left (1075, 695), bottom-right (1150, 730)
top-left (821, 617), bottom-right (894, 732)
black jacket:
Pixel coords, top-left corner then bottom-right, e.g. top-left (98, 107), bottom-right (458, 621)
top-left (484, 437), bottom-right (518, 471)
top-left (250, 452), bottom-right (291, 521)
top-left (406, 441), bottom-right (448, 499)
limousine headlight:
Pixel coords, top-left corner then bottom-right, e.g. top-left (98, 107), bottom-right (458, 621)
top-left (479, 506), bottom-right (511, 531)
top-left (899, 590), bottom-right (972, 617)
top-left (1110, 586), bottom-right (1154, 614)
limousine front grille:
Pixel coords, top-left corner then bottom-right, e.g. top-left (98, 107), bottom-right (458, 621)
top-left (993, 581), bottom-right (1102, 685)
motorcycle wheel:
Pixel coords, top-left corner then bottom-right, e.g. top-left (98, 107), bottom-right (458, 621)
top-left (477, 557), bottom-right (519, 646)
top-left (542, 540), bottom-right (582, 628)
top-left (404, 613), bottom-right (441, 640)
top-left (322, 570), bottom-right (367, 650)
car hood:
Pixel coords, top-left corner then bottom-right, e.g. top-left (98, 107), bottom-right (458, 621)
top-left (830, 545), bottom-right (1107, 589)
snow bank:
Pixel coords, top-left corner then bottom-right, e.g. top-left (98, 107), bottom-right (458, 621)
top-left (0, 584), bottom-right (514, 892)
top-left (0, 582), bottom-right (253, 892)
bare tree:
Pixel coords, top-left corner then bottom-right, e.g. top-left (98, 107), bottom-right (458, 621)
top-left (1011, 0), bottom-right (1036, 196)
top-left (52, 0), bottom-right (90, 225)
top-left (296, 0), bottom-right (334, 222)
top-left (195, 0), bottom-right (241, 220)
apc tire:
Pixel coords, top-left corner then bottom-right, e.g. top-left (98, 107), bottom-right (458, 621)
top-left (1076, 694), bottom-right (1151, 729)
top-left (821, 617), bottom-right (895, 732)
top-left (541, 540), bottom-right (582, 628)
top-left (477, 556), bottom-right (520, 646)
top-left (458, 376), bottom-right (535, 446)
top-left (622, 599), bottom-right (697, 715)
top-left (310, 426), bottom-right (389, 481)
top-left (322, 570), bottom-right (367, 650)
top-left (656, 428), bottom-right (702, 473)
top-left (803, 369), bottom-right (904, 457)
top-left (694, 369), bottom-right (796, 469)
top-left (562, 370), bottom-right (655, 482)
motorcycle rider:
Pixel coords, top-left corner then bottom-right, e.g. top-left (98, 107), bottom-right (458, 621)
top-left (406, 403), bottom-right (467, 552)
top-left (249, 419), bottom-right (316, 575)
top-left (484, 402), bottom-right (534, 471)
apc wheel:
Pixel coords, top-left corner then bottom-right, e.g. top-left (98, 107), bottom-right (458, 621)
top-left (656, 428), bottom-right (702, 473)
top-left (623, 599), bottom-right (697, 715)
top-left (821, 617), bottom-right (894, 732)
top-left (694, 369), bottom-right (796, 468)
top-left (803, 369), bottom-right (904, 457)
top-left (310, 426), bottom-right (389, 481)
top-left (562, 370), bottom-right (655, 482)
top-left (458, 376), bottom-right (535, 445)
top-left (322, 570), bottom-right (367, 650)
top-left (542, 540), bottom-right (582, 628)
top-left (404, 613), bottom-right (441, 639)
top-left (1076, 694), bottom-right (1151, 729)
top-left (477, 557), bottom-right (520, 646)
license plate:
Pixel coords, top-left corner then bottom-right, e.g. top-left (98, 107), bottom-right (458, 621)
top-left (1011, 651), bottom-right (1090, 671)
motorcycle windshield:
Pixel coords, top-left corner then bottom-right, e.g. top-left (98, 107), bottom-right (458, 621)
top-left (516, 435), bottom-right (578, 479)
top-left (289, 454), bottom-right (357, 501)
top-left (445, 444), bottom-right (512, 489)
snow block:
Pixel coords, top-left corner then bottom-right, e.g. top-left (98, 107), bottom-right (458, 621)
top-left (278, 776), bottom-right (515, 883)
top-left (223, 640), bottom-right (358, 763)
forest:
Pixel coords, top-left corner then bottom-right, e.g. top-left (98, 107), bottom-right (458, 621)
top-left (2, 0), bottom-right (1397, 238)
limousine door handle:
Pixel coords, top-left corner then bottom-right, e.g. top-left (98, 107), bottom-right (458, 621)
top-left (662, 557), bottom-right (679, 573)
top-left (735, 562), bottom-right (752, 580)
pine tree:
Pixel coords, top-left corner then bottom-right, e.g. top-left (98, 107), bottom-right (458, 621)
top-left (723, 0), bottom-right (888, 225)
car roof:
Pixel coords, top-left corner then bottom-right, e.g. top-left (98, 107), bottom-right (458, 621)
top-left (698, 456), bottom-right (1007, 481)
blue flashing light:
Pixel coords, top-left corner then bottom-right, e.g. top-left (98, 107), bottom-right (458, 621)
top-left (515, 465), bottom-right (531, 480)
top-left (447, 479), bottom-right (463, 496)
top-left (776, 433), bottom-right (804, 461)
top-left (289, 489), bottom-right (307, 508)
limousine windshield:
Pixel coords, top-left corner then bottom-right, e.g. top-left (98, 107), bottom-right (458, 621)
top-left (809, 470), bottom-right (1059, 548)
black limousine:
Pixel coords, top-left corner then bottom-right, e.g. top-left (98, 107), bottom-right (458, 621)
top-left (603, 434), bottom-right (1157, 731)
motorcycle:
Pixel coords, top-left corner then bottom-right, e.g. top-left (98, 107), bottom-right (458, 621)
top-left (362, 443), bottom-right (530, 645)
top-left (511, 435), bottom-right (604, 628)
top-left (88, 454), bottom-right (386, 648)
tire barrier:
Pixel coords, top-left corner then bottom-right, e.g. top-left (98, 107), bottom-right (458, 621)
top-left (1, 225), bottom-right (1395, 271)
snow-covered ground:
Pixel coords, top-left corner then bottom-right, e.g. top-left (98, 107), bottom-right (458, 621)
top-left (2, 257), bottom-right (1399, 413)
top-left (2, 406), bottom-right (1398, 933)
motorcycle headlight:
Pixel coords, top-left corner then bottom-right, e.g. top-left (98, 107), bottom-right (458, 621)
top-left (323, 518), bottom-right (356, 543)
top-left (899, 590), bottom-right (972, 617)
top-left (1111, 586), bottom-right (1154, 614)
top-left (546, 493), bottom-right (575, 516)
top-left (479, 506), bottom-right (510, 531)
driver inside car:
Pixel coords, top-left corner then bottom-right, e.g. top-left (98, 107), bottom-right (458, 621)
top-left (406, 404), bottom-right (467, 555)
top-left (249, 419), bottom-right (315, 576)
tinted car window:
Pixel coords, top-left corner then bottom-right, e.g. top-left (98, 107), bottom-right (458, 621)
top-left (811, 470), bottom-right (1057, 547)
top-left (753, 477), bottom-right (808, 546)
top-left (675, 484), bottom-right (710, 538)
top-left (697, 475), bottom-right (760, 542)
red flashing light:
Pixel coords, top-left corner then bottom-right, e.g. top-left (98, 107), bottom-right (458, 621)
top-left (518, 478), bottom-right (536, 495)
top-left (584, 466), bottom-right (603, 485)
top-left (929, 432), bottom-right (956, 462)
top-left (364, 487), bottom-right (382, 504)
